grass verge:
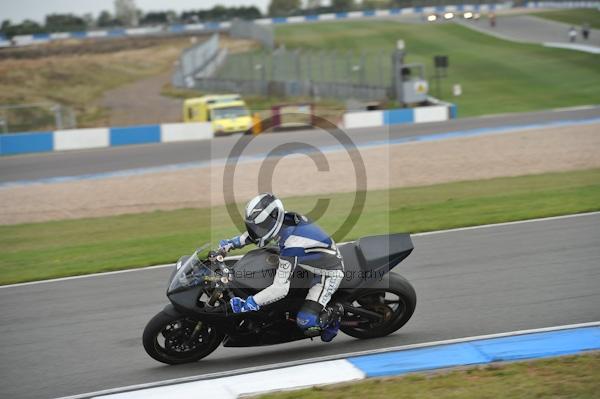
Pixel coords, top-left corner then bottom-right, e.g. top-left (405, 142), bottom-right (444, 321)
top-left (529, 9), bottom-right (600, 29)
top-left (273, 20), bottom-right (600, 117)
top-left (1, 168), bottom-right (599, 285)
top-left (257, 352), bottom-right (600, 399)
top-left (0, 37), bottom-right (190, 130)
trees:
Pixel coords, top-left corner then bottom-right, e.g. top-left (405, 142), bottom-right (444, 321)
top-left (45, 14), bottom-right (87, 32)
top-left (180, 6), bottom-right (262, 23)
top-left (96, 10), bottom-right (124, 27)
top-left (114, 0), bottom-right (139, 26)
top-left (331, 0), bottom-right (355, 12)
top-left (0, 19), bottom-right (45, 37)
top-left (268, 0), bottom-right (301, 17)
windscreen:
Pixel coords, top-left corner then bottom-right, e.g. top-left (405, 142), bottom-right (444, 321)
top-left (167, 246), bottom-right (212, 294)
top-left (212, 106), bottom-right (249, 120)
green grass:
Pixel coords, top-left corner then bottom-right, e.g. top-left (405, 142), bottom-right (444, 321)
top-left (269, 20), bottom-right (600, 117)
top-left (258, 352), bottom-right (600, 399)
top-left (530, 8), bottom-right (600, 29)
top-left (1, 168), bottom-right (599, 285)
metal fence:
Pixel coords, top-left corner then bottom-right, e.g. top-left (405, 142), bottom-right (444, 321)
top-left (192, 77), bottom-right (389, 100)
top-left (191, 47), bottom-right (392, 101)
top-left (230, 19), bottom-right (274, 50)
top-left (172, 34), bottom-right (227, 88)
top-left (171, 23), bottom-right (394, 101)
top-left (0, 103), bottom-right (76, 133)
top-left (218, 48), bottom-right (393, 86)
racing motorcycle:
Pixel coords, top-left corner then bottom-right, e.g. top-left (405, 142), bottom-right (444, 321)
top-left (143, 233), bottom-right (416, 364)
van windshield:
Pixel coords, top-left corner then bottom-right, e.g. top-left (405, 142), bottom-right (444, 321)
top-left (212, 106), bottom-right (249, 120)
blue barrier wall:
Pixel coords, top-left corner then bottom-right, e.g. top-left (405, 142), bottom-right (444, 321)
top-left (0, 132), bottom-right (54, 155)
top-left (0, 123), bottom-right (215, 156)
top-left (384, 109), bottom-right (414, 125)
top-left (109, 125), bottom-right (161, 146)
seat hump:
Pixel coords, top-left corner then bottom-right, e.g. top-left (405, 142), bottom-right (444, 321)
top-left (357, 233), bottom-right (413, 271)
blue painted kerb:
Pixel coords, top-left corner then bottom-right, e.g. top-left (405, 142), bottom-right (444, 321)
top-left (348, 327), bottom-right (600, 377)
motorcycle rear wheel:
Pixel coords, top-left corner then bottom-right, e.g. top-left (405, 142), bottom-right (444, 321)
top-left (143, 310), bottom-right (224, 365)
top-left (340, 273), bottom-right (416, 339)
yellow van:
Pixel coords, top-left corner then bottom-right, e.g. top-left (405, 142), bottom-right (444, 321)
top-left (183, 94), bottom-right (252, 135)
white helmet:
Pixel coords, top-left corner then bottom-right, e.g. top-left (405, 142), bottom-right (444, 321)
top-left (244, 193), bottom-right (285, 247)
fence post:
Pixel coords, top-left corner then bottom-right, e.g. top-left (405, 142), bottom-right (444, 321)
top-left (53, 104), bottom-right (63, 130)
top-left (261, 50), bottom-right (267, 96)
top-left (271, 50), bottom-right (277, 81)
top-left (248, 52), bottom-right (256, 80)
top-left (319, 50), bottom-right (325, 83)
top-left (307, 50), bottom-right (313, 82)
top-left (360, 51), bottom-right (366, 85)
top-left (379, 49), bottom-right (385, 87)
top-left (331, 49), bottom-right (337, 83)
top-left (295, 49), bottom-right (302, 83)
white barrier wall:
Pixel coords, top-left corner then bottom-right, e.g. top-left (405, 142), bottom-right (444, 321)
top-left (160, 122), bottom-right (213, 143)
top-left (53, 128), bottom-right (110, 151)
top-left (1, 122), bottom-right (216, 156)
top-left (343, 111), bottom-right (384, 129)
top-left (414, 105), bottom-right (449, 123)
top-left (343, 102), bottom-right (457, 130)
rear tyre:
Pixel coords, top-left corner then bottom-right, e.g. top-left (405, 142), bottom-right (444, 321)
top-left (143, 310), bottom-right (224, 365)
top-left (340, 273), bottom-right (416, 339)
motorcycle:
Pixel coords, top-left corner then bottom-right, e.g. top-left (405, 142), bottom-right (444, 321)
top-left (143, 233), bottom-right (417, 364)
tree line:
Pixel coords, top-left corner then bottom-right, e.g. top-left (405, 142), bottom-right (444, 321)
top-left (1, 0), bottom-right (499, 38)
top-left (0, 5), bottom-right (261, 38)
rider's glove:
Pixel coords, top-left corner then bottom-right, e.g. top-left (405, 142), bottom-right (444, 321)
top-left (219, 236), bottom-right (242, 252)
top-left (230, 296), bottom-right (260, 313)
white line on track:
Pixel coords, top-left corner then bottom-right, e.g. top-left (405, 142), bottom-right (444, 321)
top-left (54, 320), bottom-right (600, 399)
top-left (2, 211), bottom-right (599, 289)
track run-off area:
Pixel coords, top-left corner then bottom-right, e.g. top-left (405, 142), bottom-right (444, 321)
top-left (0, 212), bottom-right (598, 399)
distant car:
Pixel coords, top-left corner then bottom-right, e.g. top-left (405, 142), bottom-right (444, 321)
top-left (183, 94), bottom-right (252, 135)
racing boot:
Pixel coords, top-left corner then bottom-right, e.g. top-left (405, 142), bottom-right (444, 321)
top-left (320, 302), bottom-right (344, 342)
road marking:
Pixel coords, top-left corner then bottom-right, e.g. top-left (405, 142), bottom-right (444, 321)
top-left (54, 321), bottom-right (600, 399)
top-left (413, 211), bottom-right (600, 237)
top-left (2, 211), bottom-right (598, 289)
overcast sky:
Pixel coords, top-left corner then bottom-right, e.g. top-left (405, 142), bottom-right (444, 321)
top-left (0, 0), bottom-right (271, 24)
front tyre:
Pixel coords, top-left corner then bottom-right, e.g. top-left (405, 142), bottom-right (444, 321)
top-left (143, 310), bottom-right (224, 365)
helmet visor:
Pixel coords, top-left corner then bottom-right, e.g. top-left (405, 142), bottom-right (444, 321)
top-left (245, 217), bottom-right (275, 242)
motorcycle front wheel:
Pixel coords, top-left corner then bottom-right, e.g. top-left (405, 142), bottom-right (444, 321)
top-left (143, 310), bottom-right (224, 365)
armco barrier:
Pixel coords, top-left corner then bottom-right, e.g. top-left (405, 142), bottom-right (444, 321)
top-left (0, 122), bottom-right (213, 156)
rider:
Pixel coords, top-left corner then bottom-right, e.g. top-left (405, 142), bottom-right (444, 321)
top-left (219, 193), bottom-right (345, 342)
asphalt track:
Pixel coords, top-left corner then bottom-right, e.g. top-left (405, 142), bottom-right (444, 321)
top-left (1, 106), bottom-right (600, 184)
top-left (0, 213), bottom-right (599, 398)
top-left (457, 15), bottom-right (600, 48)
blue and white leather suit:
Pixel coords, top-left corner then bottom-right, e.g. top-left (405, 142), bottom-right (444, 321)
top-left (229, 212), bottom-right (345, 333)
